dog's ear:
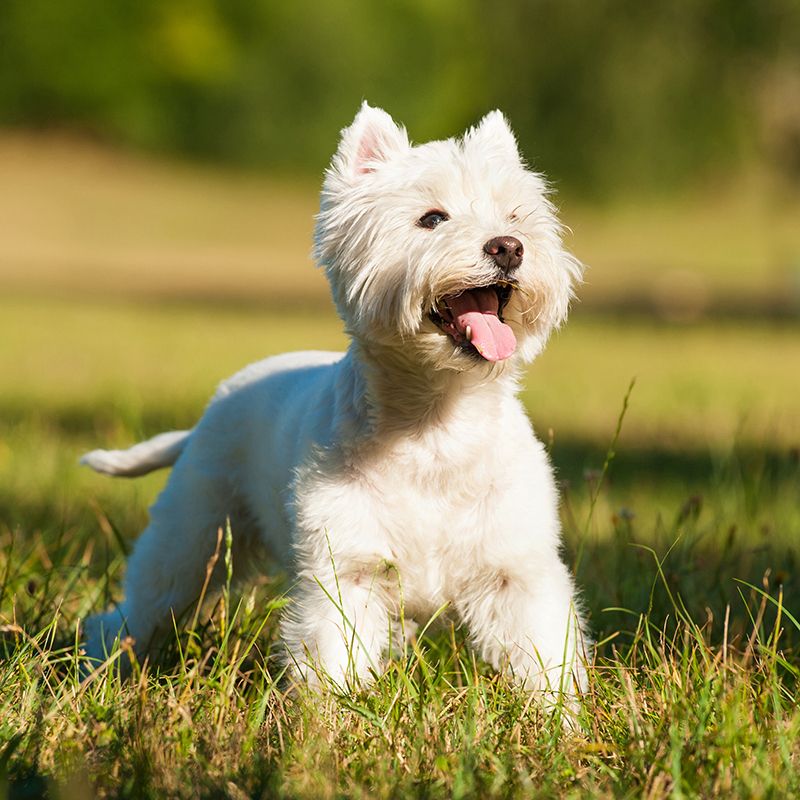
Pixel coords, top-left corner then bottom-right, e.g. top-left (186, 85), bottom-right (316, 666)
top-left (332, 103), bottom-right (409, 180)
top-left (467, 111), bottom-right (521, 162)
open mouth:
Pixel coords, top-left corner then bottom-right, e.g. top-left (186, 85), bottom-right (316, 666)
top-left (429, 281), bottom-right (517, 362)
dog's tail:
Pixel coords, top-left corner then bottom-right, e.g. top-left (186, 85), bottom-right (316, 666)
top-left (79, 430), bottom-right (191, 477)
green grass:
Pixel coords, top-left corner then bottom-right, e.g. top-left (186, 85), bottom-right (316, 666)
top-left (563, 176), bottom-right (800, 303)
top-left (3, 295), bottom-right (799, 447)
top-left (2, 133), bottom-right (799, 798)
top-left (1, 437), bottom-right (799, 798)
top-left (3, 293), bottom-right (799, 541)
top-left (2, 292), bottom-right (800, 797)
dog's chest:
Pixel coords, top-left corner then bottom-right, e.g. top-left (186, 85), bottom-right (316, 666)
top-left (292, 390), bottom-right (552, 607)
top-left (355, 438), bottom-right (516, 586)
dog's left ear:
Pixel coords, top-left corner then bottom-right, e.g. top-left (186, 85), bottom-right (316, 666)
top-left (467, 111), bottom-right (521, 162)
top-left (332, 103), bottom-right (409, 181)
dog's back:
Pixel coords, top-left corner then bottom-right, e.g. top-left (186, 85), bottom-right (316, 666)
top-left (80, 350), bottom-right (346, 479)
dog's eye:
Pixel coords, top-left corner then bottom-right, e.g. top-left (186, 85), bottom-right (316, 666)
top-left (418, 210), bottom-right (450, 230)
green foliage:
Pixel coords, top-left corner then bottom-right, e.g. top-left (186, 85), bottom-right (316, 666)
top-left (0, 0), bottom-right (485, 172)
top-left (1, 0), bottom-right (798, 193)
top-left (485, 0), bottom-right (800, 193)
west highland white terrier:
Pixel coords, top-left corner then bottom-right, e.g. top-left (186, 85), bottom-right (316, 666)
top-left (81, 103), bottom-right (588, 696)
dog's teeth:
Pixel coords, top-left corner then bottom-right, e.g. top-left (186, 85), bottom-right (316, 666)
top-left (466, 325), bottom-right (473, 342)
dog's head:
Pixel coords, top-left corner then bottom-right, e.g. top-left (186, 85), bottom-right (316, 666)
top-left (315, 104), bottom-right (583, 372)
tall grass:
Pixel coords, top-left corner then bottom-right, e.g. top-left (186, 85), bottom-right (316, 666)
top-left (2, 426), bottom-right (798, 798)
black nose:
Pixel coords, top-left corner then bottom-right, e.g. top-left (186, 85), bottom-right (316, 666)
top-left (484, 236), bottom-right (523, 274)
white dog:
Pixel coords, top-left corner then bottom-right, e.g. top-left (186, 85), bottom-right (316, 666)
top-left (81, 104), bottom-right (587, 696)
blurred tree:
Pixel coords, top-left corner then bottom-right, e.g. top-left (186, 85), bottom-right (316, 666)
top-left (0, 0), bottom-right (797, 193)
top-left (484, 0), bottom-right (800, 196)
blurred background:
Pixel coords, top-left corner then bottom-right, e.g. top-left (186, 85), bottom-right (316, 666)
top-left (1, 0), bottom-right (799, 551)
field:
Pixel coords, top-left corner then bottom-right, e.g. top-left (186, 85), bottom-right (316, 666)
top-left (1, 134), bottom-right (800, 798)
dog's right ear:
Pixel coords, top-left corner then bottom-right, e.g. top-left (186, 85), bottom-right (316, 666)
top-left (332, 103), bottom-right (409, 180)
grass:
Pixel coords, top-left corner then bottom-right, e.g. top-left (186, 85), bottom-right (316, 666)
top-left (2, 293), bottom-right (799, 797)
top-left (3, 296), bottom-right (800, 448)
top-left (1, 430), bottom-right (799, 798)
top-left (564, 174), bottom-right (800, 308)
top-left (3, 129), bottom-right (800, 311)
top-left (3, 292), bottom-right (799, 545)
top-left (0, 130), bottom-right (325, 305)
top-left (1, 134), bottom-right (799, 797)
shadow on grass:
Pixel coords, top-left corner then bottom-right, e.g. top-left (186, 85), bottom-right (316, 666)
top-left (553, 439), bottom-right (800, 660)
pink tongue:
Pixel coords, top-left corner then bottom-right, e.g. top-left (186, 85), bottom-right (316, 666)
top-left (445, 288), bottom-right (516, 361)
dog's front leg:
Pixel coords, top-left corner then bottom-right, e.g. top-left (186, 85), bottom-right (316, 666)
top-left (282, 561), bottom-right (394, 691)
top-left (459, 560), bottom-right (587, 698)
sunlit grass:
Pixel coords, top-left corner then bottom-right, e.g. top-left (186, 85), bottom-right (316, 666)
top-left (3, 292), bottom-right (799, 542)
top-left (0, 131), bottom-right (325, 304)
top-left (1, 451), bottom-right (799, 798)
top-left (2, 295), bottom-right (800, 797)
top-left (563, 174), bottom-right (800, 307)
top-left (0, 295), bottom-right (346, 417)
top-left (3, 294), bottom-right (798, 452)
top-left (3, 131), bottom-right (800, 313)
top-left (525, 315), bottom-right (800, 451)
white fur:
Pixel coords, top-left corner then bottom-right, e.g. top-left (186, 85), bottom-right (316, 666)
top-left (81, 104), bottom-right (588, 697)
